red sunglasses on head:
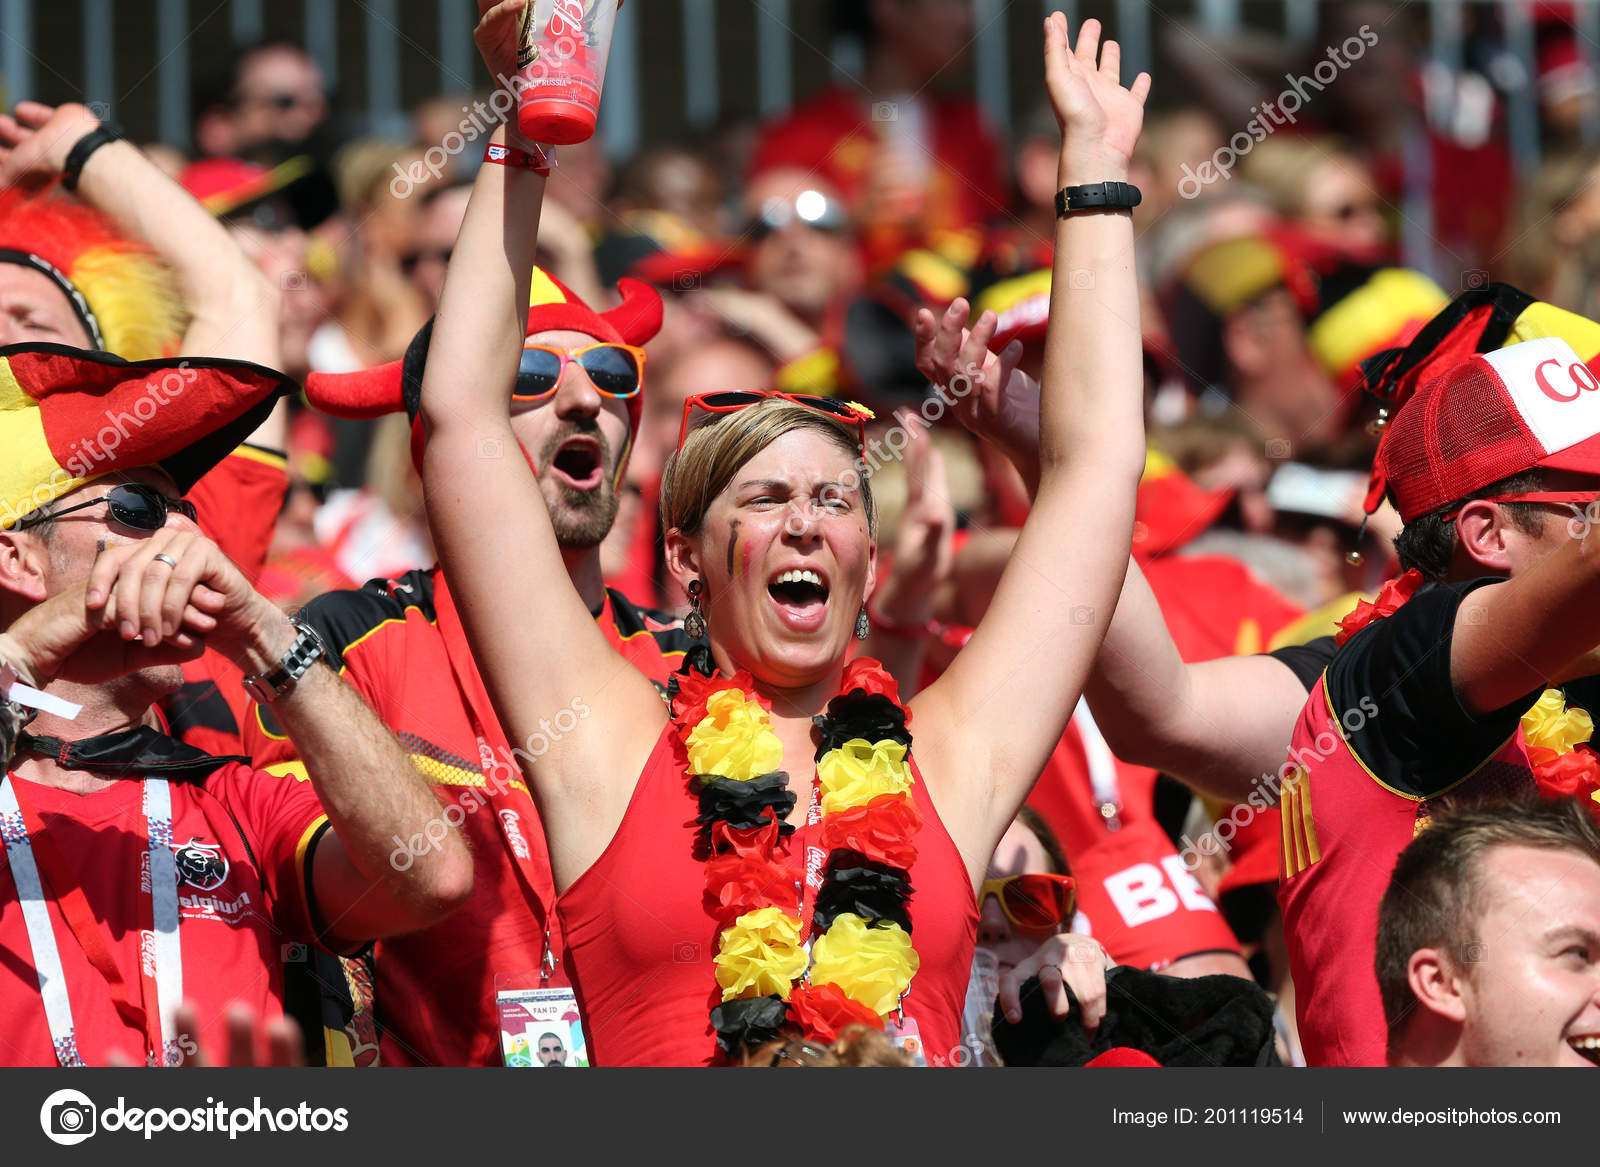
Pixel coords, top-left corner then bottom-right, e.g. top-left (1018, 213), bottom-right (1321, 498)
top-left (979, 873), bottom-right (1076, 933)
top-left (676, 390), bottom-right (871, 456)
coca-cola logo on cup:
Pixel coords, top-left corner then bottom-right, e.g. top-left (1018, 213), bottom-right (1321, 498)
top-left (1534, 356), bottom-right (1600, 404)
top-left (547, 0), bottom-right (586, 42)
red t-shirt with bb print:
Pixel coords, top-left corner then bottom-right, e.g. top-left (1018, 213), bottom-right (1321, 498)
top-left (0, 763), bottom-right (328, 1066)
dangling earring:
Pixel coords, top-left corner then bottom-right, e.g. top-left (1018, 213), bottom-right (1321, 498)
top-left (685, 579), bottom-right (707, 639)
top-left (855, 606), bottom-right (871, 640)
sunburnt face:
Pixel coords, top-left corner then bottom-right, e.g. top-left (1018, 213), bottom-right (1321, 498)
top-left (0, 264), bottom-right (93, 348)
top-left (30, 468), bottom-right (201, 699)
top-left (686, 427), bottom-right (875, 688)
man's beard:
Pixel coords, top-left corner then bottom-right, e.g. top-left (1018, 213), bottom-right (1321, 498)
top-left (545, 478), bottom-right (619, 548)
top-left (538, 422), bottom-right (621, 550)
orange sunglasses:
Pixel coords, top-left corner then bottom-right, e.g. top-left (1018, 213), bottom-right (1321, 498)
top-left (979, 873), bottom-right (1076, 932)
top-left (512, 342), bottom-right (648, 401)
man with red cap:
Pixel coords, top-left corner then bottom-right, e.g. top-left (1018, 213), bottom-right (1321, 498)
top-left (0, 345), bottom-right (472, 1067)
top-left (1280, 329), bottom-right (1600, 1066)
top-left (242, 268), bottom-right (699, 1067)
top-left (914, 283), bottom-right (1600, 997)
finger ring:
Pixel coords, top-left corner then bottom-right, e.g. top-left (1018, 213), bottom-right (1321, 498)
top-left (152, 553), bottom-right (178, 569)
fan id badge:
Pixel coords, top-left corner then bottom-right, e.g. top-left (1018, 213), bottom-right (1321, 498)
top-left (494, 974), bottom-right (590, 1068)
top-left (883, 1017), bottom-right (927, 1067)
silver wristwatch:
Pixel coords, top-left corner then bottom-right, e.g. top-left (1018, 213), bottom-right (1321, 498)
top-left (241, 619), bottom-right (327, 703)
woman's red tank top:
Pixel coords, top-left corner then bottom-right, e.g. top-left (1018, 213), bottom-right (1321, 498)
top-left (557, 724), bottom-right (979, 1066)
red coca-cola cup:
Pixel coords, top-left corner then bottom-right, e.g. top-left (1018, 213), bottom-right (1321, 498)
top-left (514, 0), bottom-right (620, 145)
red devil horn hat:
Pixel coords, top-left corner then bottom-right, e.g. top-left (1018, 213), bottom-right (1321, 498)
top-left (304, 270), bottom-right (662, 425)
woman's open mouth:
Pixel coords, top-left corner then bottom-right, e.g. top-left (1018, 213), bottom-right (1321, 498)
top-left (550, 436), bottom-right (604, 491)
top-left (767, 567), bottom-right (830, 632)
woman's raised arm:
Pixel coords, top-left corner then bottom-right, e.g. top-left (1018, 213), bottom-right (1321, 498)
top-left (911, 15), bottom-right (1149, 873)
top-left (419, 0), bottom-right (667, 878)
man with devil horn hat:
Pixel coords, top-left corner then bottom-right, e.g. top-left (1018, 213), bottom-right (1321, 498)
top-left (243, 268), bottom-right (700, 1067)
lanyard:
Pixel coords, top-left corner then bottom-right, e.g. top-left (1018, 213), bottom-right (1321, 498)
top-left (432, 576), bottom-right (560, 977)
top-left (0, 774), bottom-right (183, 1066)
top-left (797, 762), bottom-right (824, 946)
top-left (1075, 697), bottom-right (1123, 831)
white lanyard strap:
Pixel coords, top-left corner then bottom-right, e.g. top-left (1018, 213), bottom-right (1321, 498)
top-left (0, 775), bottom-right (83, 1066)
top-left (1074, 698), bottom-right (1123, 827)
top-left (1, 774), bottom-right (183, 1066)
top-left (142, 778), bottom-right (183, 1065)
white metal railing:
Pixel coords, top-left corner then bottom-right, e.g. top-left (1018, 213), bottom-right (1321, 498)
top-left (0, 0), bottom-right (1590, 166)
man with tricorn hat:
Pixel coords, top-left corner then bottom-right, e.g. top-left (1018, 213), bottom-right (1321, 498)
top-left (0, 343), bottom-right (473, 1066)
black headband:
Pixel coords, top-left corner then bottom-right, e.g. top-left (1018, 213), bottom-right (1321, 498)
top-left (0, 249), bottom-right (107, 351)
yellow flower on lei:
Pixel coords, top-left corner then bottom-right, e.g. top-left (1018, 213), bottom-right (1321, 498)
top-left (687, 688), bottom-right (784, 781)
top-left (1521, 688), bottom-right (1594, 758)
top-left (817, 738), bottom-right (913, 813)
top-left (808, 913), bottom-right (919, 1016)
top-left (713, 906), bottom-right (809, 1001)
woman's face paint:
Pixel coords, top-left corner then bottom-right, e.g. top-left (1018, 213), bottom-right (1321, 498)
top-left (726, 519), bottom-right (742, 577)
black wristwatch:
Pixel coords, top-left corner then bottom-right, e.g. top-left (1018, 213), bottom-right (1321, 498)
top-left (242, 619), bottom-right (327, 703)
top-left (1055, 181), bottom-right (1142, 216)
top-left (61, 122), bottom-right (125, 192)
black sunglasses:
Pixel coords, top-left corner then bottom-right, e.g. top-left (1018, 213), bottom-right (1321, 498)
top-left (18, 483), bottom-right (198, 532)
top-left (743, 191), bottom-right (850, 241)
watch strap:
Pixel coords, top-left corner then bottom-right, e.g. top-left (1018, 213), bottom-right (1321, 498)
top-left (242, 620), bottom-right (326, 703)
top-left (1055, 181), bottom-right (1142, 216)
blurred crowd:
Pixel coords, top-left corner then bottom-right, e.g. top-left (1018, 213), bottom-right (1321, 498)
top-left (3, 0), bottom-right (1600, 1071)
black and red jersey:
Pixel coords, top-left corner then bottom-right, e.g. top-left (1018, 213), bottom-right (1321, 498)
top-left (243, 565), bottom-right (696, 1066)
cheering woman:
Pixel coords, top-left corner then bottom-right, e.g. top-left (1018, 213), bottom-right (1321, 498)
top-left (421, 7), bottom-right (1149, 1066)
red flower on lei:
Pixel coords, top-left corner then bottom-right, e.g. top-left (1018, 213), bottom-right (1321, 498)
top-left (838, 658), bottom-right (906, 714)
top-left (816, 793), bottom-right (924, 869)
top-left (703, 852), bottom-right (800, 923)
top-left (672, 667), bottom-right (766, 730)
top-left (1335, 569), bottom-right (1425, 646)
top-left (785, 982), bottom-right (885, 1044)
top-left (1532, 745), bottom-right (1600, 804)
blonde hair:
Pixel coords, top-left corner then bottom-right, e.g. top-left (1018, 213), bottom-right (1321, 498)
top-left (1240, 136), bottom-right (1359, 219)
top-left (659, 397), bottom-right (877, 537)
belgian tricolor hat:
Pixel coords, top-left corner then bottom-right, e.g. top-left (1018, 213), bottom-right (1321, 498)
top-left (0, 344), bottom-right (292, 529)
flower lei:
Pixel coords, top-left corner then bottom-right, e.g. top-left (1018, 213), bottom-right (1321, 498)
top-left (669, 651), bottom-right (922, 1060)
top-left (1520, 688), bottom-right (1600, 825)
top-left (1334, 569), bottom-right (1425, 646)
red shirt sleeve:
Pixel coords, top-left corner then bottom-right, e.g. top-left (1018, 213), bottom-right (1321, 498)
top-left (208, 761), bottom-right (331, 947)
top-left (186, 445), bottom-right (289, 584)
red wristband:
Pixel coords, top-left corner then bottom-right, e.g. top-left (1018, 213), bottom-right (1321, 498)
top-left (484, 141), bottom-right (553, 176)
